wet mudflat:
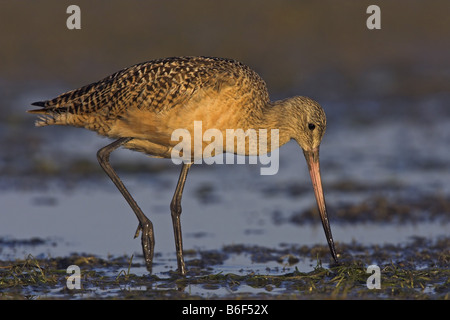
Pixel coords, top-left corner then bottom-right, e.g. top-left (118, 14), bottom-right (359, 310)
top-left (0, 236), bottom-right (448, 299)
top-left (1, 94), bottom-right (450, 299)
top-left (1, 131), bottom-right (449, 299)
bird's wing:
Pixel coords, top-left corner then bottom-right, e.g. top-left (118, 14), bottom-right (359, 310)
top-left (29, 57), bottom-right (268, 120)
top-left (130, 56), bottom-right (259, 114)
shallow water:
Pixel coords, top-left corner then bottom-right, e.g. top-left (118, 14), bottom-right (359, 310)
top-left (1, 94), bottom-right (450, 298)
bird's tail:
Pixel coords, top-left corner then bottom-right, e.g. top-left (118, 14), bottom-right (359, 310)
top-left (28, 100), bottom-right (70, 127)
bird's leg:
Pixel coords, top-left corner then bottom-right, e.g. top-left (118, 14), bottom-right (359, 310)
top-left (97, 137), bottom-right (155, 272)
top-left (170, 162), bottom-right (192, 276)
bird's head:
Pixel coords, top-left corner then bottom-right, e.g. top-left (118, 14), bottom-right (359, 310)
top-left (281, 96), bottom-right (338, 263)
top-left (284, 96), bottom-right (327, 152)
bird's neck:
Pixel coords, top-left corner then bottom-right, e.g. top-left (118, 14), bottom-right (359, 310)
top-left (253, 99), bottom-right (294, 148)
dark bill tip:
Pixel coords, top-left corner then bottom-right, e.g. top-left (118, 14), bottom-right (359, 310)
top-left (303, 148), bottom-right (339, 263)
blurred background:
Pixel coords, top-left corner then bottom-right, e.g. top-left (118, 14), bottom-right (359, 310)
top-left (2, 1), bottom-right (449, 96)
top-left (0, 0), bottom-right (449, 278)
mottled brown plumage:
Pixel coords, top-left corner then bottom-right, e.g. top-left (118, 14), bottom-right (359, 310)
top-left (28, 56), bottom-right (337, 275)
top-left (30, 57), bottom-right (267, 129)
top-left (29, 56), bottom-right (325, 157)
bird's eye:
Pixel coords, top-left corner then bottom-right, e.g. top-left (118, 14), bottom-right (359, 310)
top-left (308, 123), bottom-right (316, 131)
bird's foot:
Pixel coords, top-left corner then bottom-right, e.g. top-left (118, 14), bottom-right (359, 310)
top-left (134, 223), bottom-right (142, 238)
top-left (134, 219), bottom-right (155, 272)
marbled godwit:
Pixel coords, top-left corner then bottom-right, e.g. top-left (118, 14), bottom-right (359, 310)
top-left (28, 56), bottom-right (338, 275)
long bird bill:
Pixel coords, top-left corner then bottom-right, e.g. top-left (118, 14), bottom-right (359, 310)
top-left (303, 148), bottom-right (339, 263)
